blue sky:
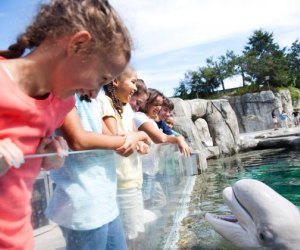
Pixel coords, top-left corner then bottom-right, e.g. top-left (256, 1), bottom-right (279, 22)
top-left (1, 0), bottom-right (300, 97)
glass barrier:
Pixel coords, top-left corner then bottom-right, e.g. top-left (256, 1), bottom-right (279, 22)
top-left (27, 144), bottom-right (199, 250)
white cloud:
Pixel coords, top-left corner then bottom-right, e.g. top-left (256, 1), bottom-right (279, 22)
top-left (112, 0), bottom-right (300, 59)
top-left (2, 0), bottom-right (299, 98)
top-left (112, 0), bottom-right (300, 96)
top-left (137, 64), bottom-right (201, 97)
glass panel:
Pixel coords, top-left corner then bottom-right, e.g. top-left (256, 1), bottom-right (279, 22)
top-left (31, 177), bottom-right (50, 229)
top-left (25, 145), bottom-right (198, 249)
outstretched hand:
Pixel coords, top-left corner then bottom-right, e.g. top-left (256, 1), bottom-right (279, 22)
top-left (177, 136), bottom-right (191, 157)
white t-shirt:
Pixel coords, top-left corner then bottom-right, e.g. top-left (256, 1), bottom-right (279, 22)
top-left (133, 111), bottom-right (158, 129)
top-left (133, 112), bottom-right (160, 176)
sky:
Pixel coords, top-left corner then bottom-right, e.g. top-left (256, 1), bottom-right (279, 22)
top-left (1, 0), bottom-right (300, 97)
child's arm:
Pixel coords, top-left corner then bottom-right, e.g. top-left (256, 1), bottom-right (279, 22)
top-left (132, 123), bottom-right (150, 154)
top-left (62, 108), bottom-right (125, 150)
top-left (102, 112), bottom-right (151, 155)
top-left (133, 122), bottom-right (152, 145)
top-left (136, 131), bottom-right (152, 145)
top-left (139, 121), bottom-right (190, 157)
top-left (175, 135), bottom-right (191, 157)
top-left (62, 107), bottom-right (140, 157)
top-left (101, 120), bottom-right (111, 135)
top-left (102, 116), bottom-right (118, 135)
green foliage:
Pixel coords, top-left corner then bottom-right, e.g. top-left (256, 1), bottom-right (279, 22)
top-left (233, 85), bottom-right (261, 96)
top-left (174, 68), bottom-right (219, 99)
top-left (206, 85), bottom-right (262, 99)
top-left (174, 28), bottom-right (299, 99)
top-left (275, 86), bottom-right (300, 101)
top-left (243, 29), bottom-right (289, 88)
top-left (205, 91), bottom-right (227, 100)
top-left (173, 81), bottom-right (189, 99)
top-left (286, 39), bottom-right (300, 87)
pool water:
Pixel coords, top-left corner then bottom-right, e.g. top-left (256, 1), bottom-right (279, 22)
top-left (178, 148), bottom-right (300, 249)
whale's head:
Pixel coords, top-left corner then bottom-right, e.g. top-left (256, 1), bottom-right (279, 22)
top-left (205, 179), bottom-right (300, 249)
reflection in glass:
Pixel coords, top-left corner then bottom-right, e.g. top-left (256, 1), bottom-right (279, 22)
top-left (29, 145), bottom-right (198, 249)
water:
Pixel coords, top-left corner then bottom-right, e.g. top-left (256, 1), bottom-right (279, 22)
top-left (178, 148), bottom-right (300, 249)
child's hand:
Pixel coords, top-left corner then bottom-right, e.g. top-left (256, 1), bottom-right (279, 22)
top-left (0, 138), bottom-right (24, 176)
top-left (115, 132), bottom-right (139, 157)
top-left (137, 131), bottom-right (152, 145)
top-left (136, 141), bottom-right (149, 155)
top-left (37, 136), bottom-right (69, 170)
top-left (177, 136), bottom-right (191, 157)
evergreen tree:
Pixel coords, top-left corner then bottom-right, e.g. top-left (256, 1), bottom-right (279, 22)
top-left (243, 29), bottom-right (288, 87)
top-left (287, 39), bottom-right (300, 87)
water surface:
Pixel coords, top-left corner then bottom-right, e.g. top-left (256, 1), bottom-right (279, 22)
top-left (178, 148), bottom-right (300, 249)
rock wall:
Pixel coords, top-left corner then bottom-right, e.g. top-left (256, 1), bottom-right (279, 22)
top-left (205, 100), bottom-right (239, 155)
top-left (170, 90), bottom-right (298, 171)
top-left (225, 90), bottom-right (294, 133)
top-left (171, 98), bottom-right (239, 161)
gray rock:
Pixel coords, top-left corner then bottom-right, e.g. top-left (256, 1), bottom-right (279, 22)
top-left (226, 90), bottom-right (296, 133)
top-left (256, 136), bottom-right (300, 149)
top-left (170, 98), bottom-right (192, 118)
top-left (205, 99), bottom-right (239, 155)
top-left (194, 118), bottom-right (213, 147)
top-left (173, 117), bottom-right (208, 170)
top-left (172, 98), bottom-right (239, 161)
top-left (185, 99), bottom-right (208, 119)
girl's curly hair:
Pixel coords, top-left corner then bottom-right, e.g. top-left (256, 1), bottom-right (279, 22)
top-left (103, 82), bottom-right (124, 118)
top-left (0, 0), bottom-right (132, 61)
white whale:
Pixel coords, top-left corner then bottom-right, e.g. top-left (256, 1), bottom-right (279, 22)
top-left (205, 179), bottom-right (300, 249)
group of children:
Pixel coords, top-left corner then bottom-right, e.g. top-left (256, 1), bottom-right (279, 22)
top-left (47, 68), bottom-right (188, 250)
top-left (0, 1), bottom-right (190, 249)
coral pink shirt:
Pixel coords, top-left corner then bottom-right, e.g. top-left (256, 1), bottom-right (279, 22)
top-left (0, 63), bottom-right (75, 250)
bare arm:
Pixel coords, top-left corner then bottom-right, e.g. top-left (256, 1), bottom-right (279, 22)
top-left (101, 120), bottom-right (112, 135)
top-left (102, 116), bottom-right (118, 135)
top-left (139, 121), bottom-right (190, 157)
top-left (61, 107), bottom-right (127, 150)
top-left (130, 120), bottom-right (151, 146)
top-left (103, 114), bottom-right (152, 144)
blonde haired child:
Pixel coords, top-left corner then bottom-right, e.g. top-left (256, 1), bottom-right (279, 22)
top-left (0, 0), bottom-right (132, 248)
top-left (100, 66), bottom-right (151, 248)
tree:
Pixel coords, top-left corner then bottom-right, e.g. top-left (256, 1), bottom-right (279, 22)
top-left (199, 66), bottom-right (220, 95)
top-left (173, 68), bottom-right (219, 99)
top-left (173, 81), bottom-right (189, 99)
top-left (174, 29), bottom-right (298, 99)
top-left (226, 51), bottom-right (249, 87)
top-left (286, 39), bottom-right (300, 87)
top-left (243, 29), bottom-right (288, 88)
top-left (206, 53), bottom-right (235, 92)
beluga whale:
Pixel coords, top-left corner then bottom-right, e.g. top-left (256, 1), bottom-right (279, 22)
top-left (205, 179), bottom-right (300, 249)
